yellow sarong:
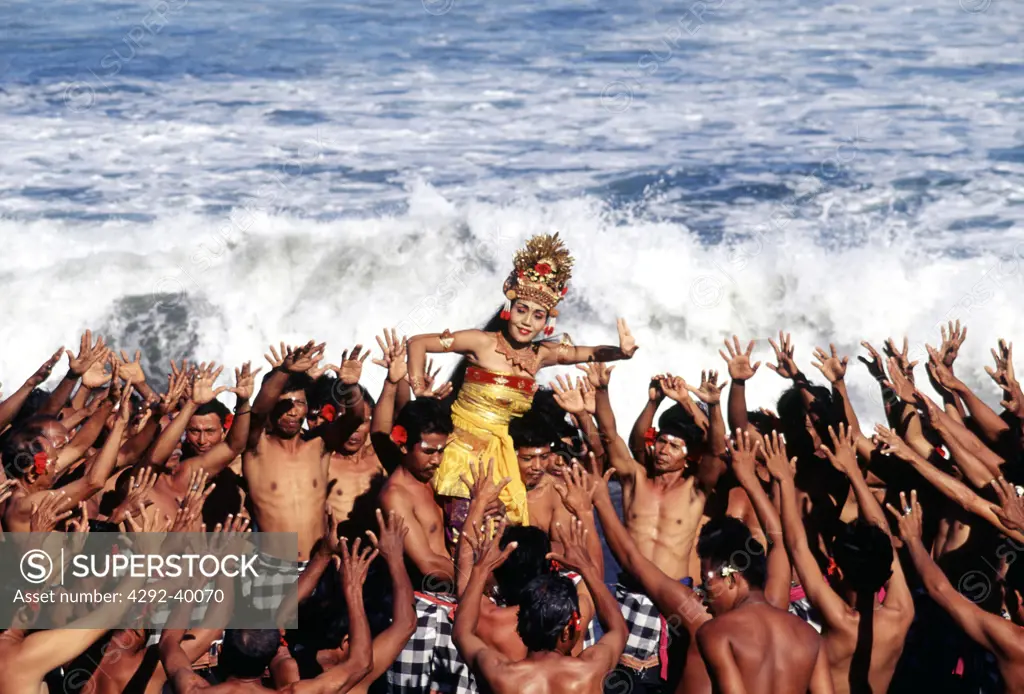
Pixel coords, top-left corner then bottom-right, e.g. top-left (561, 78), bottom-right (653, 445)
top-left (433, 366), bottom-right (536, 525)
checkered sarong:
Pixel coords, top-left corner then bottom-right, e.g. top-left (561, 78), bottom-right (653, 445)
top-left (388, 592), bottom-right (476, 694)
top-left (240, 553), bottom-right (306, 613)
top-left (614, 584), bottom-right (662, 670)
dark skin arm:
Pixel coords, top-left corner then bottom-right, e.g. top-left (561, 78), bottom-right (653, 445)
top-left (765, 431), bottom-right (852, 629)
top-left (363, 509), bottom-right (417, 683)
top-left (688, 370), bottom-right (728, 492)
top-left (0, 348), bottom-right (63, 430)
top-left (891, 492), bottom-right (1024, 662)
top-left (629, 377), bottom-right (664, 461)
top-left (873, 425), bottom-right (1024, 544)
top-left (41, 332), bottom-right (108, 417)
top-left (380, 483), bottom-right (455, 583)
top-left (720, 336), bottom-right (761, 435)
top-left (729, 430), bottom-right (790, 609)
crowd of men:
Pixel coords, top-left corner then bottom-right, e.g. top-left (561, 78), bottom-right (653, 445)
top-left (0, 322), bottom-right (1022, 694)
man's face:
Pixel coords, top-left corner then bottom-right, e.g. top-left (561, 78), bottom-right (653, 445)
top-left (507, 299), bottom-right (548, 343)
top-left (653, 434), bottom-right (688, 473)
top-left (699, 559), bottom-right (736, 617)
top-left (343, 402), bottom-right (372, 454)
top-left (405, 433), bottom-right (447, 483)
top-left (185, 413), bottom-right (225, 455)
top-left (517, 445), bottom-right (550, 490)
top-left (273, 391), bottom-right (308, 438)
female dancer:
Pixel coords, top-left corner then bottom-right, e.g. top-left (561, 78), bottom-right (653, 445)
top-left (406, 233), bottom-right (637, 538)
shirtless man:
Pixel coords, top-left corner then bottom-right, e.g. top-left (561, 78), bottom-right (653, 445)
top-left (583, 362), bottom-right (725, 684)
top-left (2, 384), bottom-right (134, 532)
top-left (326, 395), bottom-right (385, 529)
top-left (695, 515), bottom-right (834, 694)
top-left (377, 396), bottom-right (455, 586)
top-left (143, 362), bottom-right (256, 525)
top-left (507, 413), bottom-right (602, 568)
top-left (243, 342), bottom-right (363, 562)
top-left (159, 536), bottom-right (376, 694)
top-left (454, 517), bottom-right (626, 694)
top-left (455, 461), bottom-right (595, 660)
top-left (890, 490), bottom-right (1024, 694)
top-left (770, 425), bottom-right (914, 694)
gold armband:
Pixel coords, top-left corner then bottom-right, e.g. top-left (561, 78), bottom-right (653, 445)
top-left (439, 329), bottom-right (455, 353)
top-left (555, 333), bottom-right (574, 364)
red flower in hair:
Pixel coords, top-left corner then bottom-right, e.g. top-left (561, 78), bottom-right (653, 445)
top-left (33, 452), bottom-right (48, 475)
top-left (644, 427), bottom-right (657, 446)
top-left (935, 445), bottom-right (949, 460)
top-left (223, 414), bottom-right (234, 431)
top-left (391, 425), bottom-right (408, 446)
top-left (321, 404), bottom-right (337, 422)
top-left (534, 262), bottom-right (552, 276)
top-left (826, 556), bottom-right (838, 577)
top-left (550, 559), bottom-right (562, 572)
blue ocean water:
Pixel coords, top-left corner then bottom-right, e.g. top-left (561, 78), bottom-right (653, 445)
top-left (1, 0), bottom-right (1022, 424)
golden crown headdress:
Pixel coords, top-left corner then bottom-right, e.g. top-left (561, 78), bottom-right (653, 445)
top-left (501, 233), bottom-right (574, 336)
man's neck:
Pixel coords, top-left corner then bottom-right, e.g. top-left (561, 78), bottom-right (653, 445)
top-left (268, 432), bottom-right (305, 454)
top-left (650, 468), bottom-right (685, 488)
top-left (732, 588), bottom-right (768, 610)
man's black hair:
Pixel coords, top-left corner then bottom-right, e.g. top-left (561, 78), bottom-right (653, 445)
top-left (394, 398), bottom-right (453, 447)
top-left (1, 431), bottom-right (44, 481)
top-left (290, 559), bottom-right (394, 650)
top-left (746, 410), bottom-right (777, 437)
top-left (657, 404), bottom-right (704, 452)
top-left (831, 519), bottom-right (893, 594)
top-left (697, 516), bottom-right (767, 589)
top-left (516, 573), bottom-right (578, 653)
top-left (262, 370), bottom-right (313, 397)
top-left (508, 415), bottom-right (554, 451)
top-left (195, 400), bottom-right (230, 424)
top-left (219, 629), bottom-right (280, 679)
top-left (493, 526), bottom-right (553, 606)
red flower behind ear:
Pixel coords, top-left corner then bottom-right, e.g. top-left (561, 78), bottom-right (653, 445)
top-left (321, 404), bottom-right (337, 422)
top-left (391, 425), bottom-right (408, 446)
top-left (33, 452), bottom-right (48, 475)
top-left (644, 428), bottom-right (657, 446)
top-left (550, 559), bottom-right (562, 572)
top-left (826, 556), bottom-right (838, 577)
top-left (223, 414), bottom-right (234, 431)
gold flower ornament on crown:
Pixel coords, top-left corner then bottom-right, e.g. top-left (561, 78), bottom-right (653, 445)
top-left (500, 233), bottom-right (574, 337)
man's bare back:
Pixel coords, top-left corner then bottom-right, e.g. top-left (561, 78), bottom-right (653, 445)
top-left (481, 652), bottom-right (606, 694)
top-left (698, 601), bottom-right (824, 694)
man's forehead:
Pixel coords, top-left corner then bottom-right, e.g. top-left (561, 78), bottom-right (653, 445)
top-left (518, 446), bottom-right (550, 456)
top-left (188, 413), bottom-right (223, 428)
top-left (278, 391), bottom-right (307, 402)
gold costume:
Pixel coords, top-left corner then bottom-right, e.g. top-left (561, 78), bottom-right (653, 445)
top-left (433, 366), bottom-right (537, 525)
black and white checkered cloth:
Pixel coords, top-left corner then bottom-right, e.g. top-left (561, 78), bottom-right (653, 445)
top-left (240, 553), bottom-right (306, 613)
top-left (613, 584), bottom-right (662, 669)
top-left (388, 592), bottom-right (475, 694)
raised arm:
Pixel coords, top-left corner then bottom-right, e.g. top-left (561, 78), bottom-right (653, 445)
top-left (687, 370), bottom-right (728, 492)
top-left (889, 492), bottom-right (1024, 661)
top-left (821, 425), bottom-right (913, 616)
top-left (579, 362), bottom-right (645, 482)
top-left (453, 525), bottom-right (516, 678)
top-left (872, 425), bottom-right (1024, 544)
top-left (935, 339), bottom-right (1010, 444)
top-left (914, 390), bottom-right (1000, 486)
top-left (0, 348), bottom-right (63, 431)
top-left (548, 518), bottom-right (627, 674)
top-left (729, 430), bottom-right (789, 609)
top-left (720, 336), bottom-right (761, 435)
top-left (41, 331), bottom-right (108, 417)
top-left (249, 341), bottom-right (325, 450)
top-left (629, 377), bottom-right (665, 460)
top-left (288, 537), bottom-right (376, 694)
top-left (763, 431), bottom-right (851, 628)
top-left (541, 317), bottom-right (638, 367)
top-left (364, 509), bottom-right (417, 683)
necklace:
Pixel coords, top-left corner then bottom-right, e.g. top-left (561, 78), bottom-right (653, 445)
top-left (494, 331), bottom-right (542, 376)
